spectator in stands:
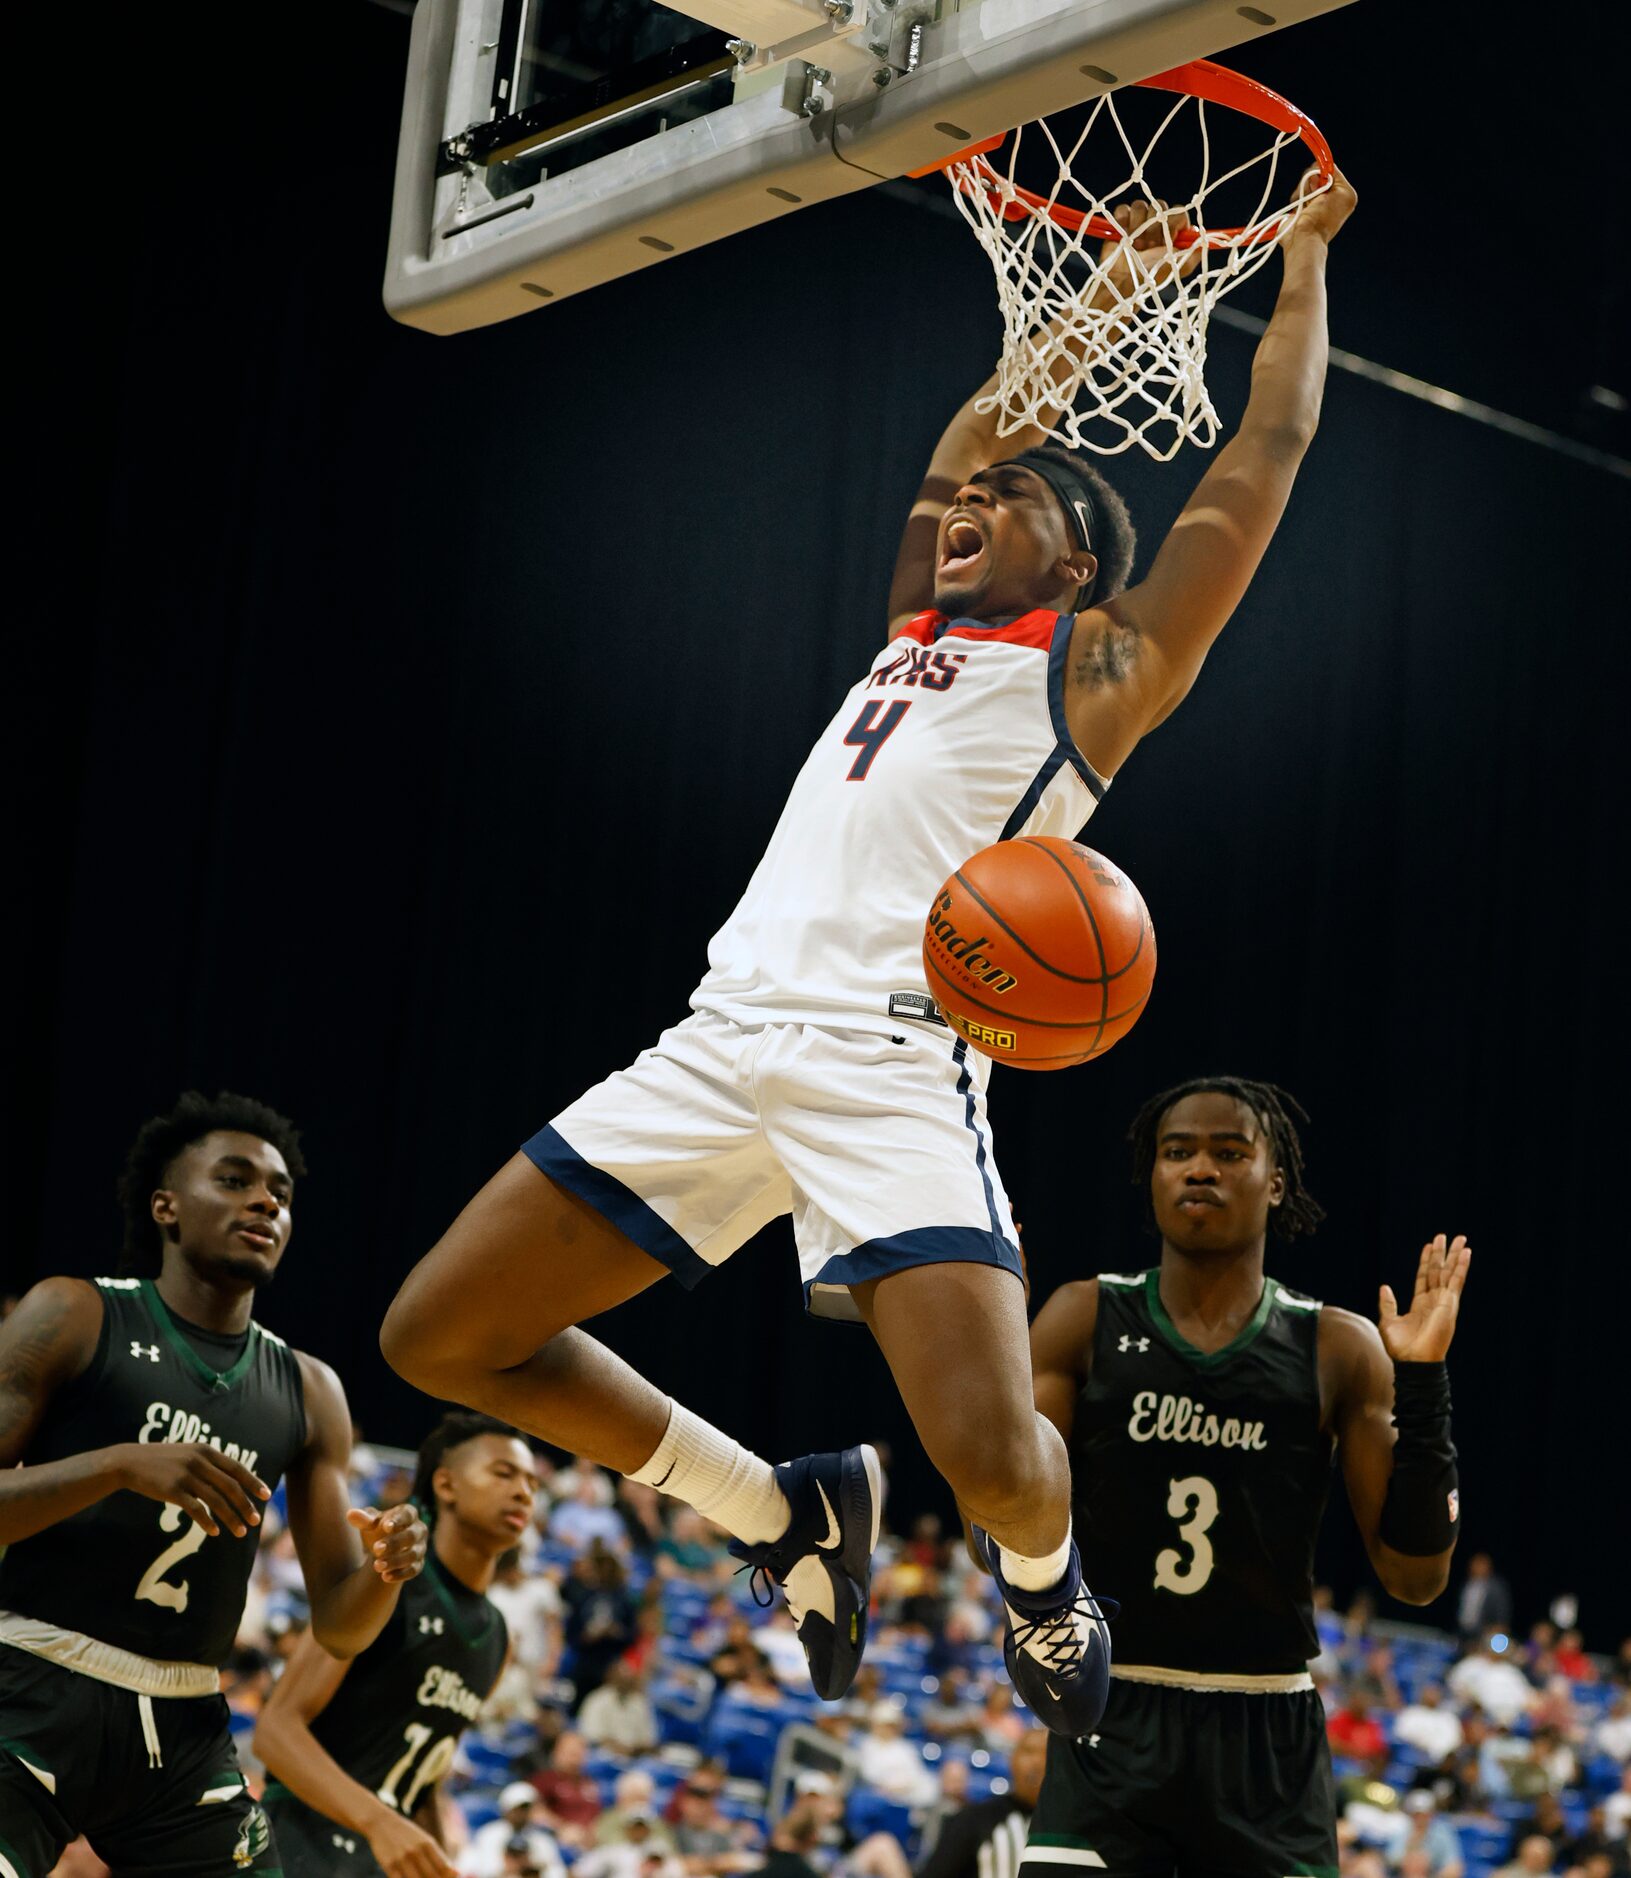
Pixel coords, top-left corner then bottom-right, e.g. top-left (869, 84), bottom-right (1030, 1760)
top-left (565, 1543), bottom-right (638, 1707)
top-left (663, 1763), bottom-right (727, 1826)
top-left (466, 1783), bottom-right (569, 1878)
top-left (735, 1653), bottom-right (793, 1709)
top-left (531, 1731), bottom-right (604, 1848)
top-left (552, 1472), bottom-right (630, 1555)
top-left (710, 1626), bottom-right (773, 1693)
top-left (1353, 1645), bottom-right (1404, 1711)
top-left (1603, 1767), bottom-right (1631, 1840)
top-left (616, 1479), bottom-right (667, 1558)
top-left (489, 1546), bottom-right (565, 1675)
top-left (1383, 1792), bottom-right (1463, 1878)
top-left (975, 1684), bottom-right (1026, 1756)
top-left (757, 1607), bottom-right (818, 1689)
top-left (1595, 1695), bottom-right (1631, 1765)
top-left (1337, 1816), bottom-right (1388, 1878)
top-left (1492, 1835), bottom-right (1559, 1877)
top-left (1330, 1692), bottom-right (1389, 1762)
top-left (1450, 1634), bottom-right (1538, 1727)
top-left (673, 1776), bottom-right (757, 1873)
top-left (657, 1508), bottom-right (732, 1581)
top-left (554, 1456), bottom-right (615, 1506)
top-left (1505, 1728), bottom-right (1578, 1803)
top-left (599, 1773), bottom-right (678, 1852)
top-left (579, 1658), bottom-right (660, 1757)
top-left (921, 1667), bottom-right (982, 1743)
top-left (1556, 1631), bottom-right (1596, 1683)
top-left (857, 1703), bottom-right (938, 1807)
top-left (1395, 1683), bottom-right (1464, 1766)
top-left (917, 1728), bottom-right (1046, 1878)
top-left (761, 1801), bottom-right (828, 1878)
top-left (1458, 1555), bottom-right (1515, 1643)
top-left (575, 1811), bottom-right (685, 1878)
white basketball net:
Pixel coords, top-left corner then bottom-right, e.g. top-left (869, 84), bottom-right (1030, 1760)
top-left (943, 85), bottom-right (1328, 460)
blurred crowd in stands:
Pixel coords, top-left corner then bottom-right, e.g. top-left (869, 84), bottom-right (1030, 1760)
top-left (47, 1438), bottom-right (1631, 1878)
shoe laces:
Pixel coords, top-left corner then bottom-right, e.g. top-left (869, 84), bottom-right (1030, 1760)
top-left (1010, 1588), bottom-right (1117, 1680)
top-left (733, 1560), bottom-right (815, 1630)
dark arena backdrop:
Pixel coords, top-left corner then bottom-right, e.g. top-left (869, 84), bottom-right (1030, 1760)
top-left (11, 2), bottom-right (1628, 1640)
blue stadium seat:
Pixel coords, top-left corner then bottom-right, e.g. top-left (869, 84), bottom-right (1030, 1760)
top-left (704, 1704), bottom-right (784, 1783)
top-left (463, 1738), bottom-right (515, 1784)
top-left (845, 1789), bottom-right (919, 1856)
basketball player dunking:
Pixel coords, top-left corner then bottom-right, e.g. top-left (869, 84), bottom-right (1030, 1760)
top-left (257, 1412), bottom-right (533, 1878)
top-left (0, 1092), bottom-right (428, 1877)
top-left (381, 172), bottom-right (1357, 1737)
top-left (1021, 1077), bottom-right (1468, 1877)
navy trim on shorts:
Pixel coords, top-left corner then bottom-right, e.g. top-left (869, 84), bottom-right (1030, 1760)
top-left (803, 1226), bottom-right (1024, 1309)
top-left (521, 1124), bottom-right (714, 1288)
top-left (954, 1039), bottom-right (1007, 1242)
top-left (1047, 612), bottom-right (1110, 802)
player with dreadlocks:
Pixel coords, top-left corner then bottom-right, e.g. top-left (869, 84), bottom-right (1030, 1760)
top-left (0, 1090), bottom-right (428, 1876)
top-left (1014, 1075), bottom-right (1472, 1878)
top-left (257, 1410), bottom-right (536, 1877)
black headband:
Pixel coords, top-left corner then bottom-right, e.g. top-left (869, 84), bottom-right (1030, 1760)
top-left (999, 449), bottom-right (1099, 558)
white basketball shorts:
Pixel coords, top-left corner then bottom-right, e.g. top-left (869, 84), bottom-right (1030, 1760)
top-left (522, 1011), bottom-right (1023, 1320)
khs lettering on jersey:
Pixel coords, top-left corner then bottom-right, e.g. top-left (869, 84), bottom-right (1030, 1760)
top-left (1127, 1389), bottom-right (1268, 1452)
top-left (139, 1398), bottom-right (260, 1473)
top-left (869, 646), bottom-right (968, 690)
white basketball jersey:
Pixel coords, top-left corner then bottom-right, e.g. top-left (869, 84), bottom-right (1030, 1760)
top-left (691, 608), bottom-right (1110, 1035)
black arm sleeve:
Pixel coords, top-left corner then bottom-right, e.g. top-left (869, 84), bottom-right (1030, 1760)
top-left (1378, 1360), bottom-right (1460, 1556)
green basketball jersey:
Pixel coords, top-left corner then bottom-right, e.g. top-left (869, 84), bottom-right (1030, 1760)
top-left (268, 1551), bottom-right (508, 1820)
top-left (0, 1277), bottom-right (308, 1667)
top-left (1070, 1269), bottom-right (1333, 1676)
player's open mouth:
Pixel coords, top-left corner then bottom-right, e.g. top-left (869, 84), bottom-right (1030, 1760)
top-left (940, 516), bottom-right (986, 576)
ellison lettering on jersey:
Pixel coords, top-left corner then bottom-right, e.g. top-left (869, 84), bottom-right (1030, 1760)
top-left (693, 609), bottom-right (1109, 1037)
top-left (1069, 1272), bottom-right (1331, 1677)
top-left (0, 1278), bottom-right (307, 1669)
top-left (1127, 1391), bottom-right (1268, 1451)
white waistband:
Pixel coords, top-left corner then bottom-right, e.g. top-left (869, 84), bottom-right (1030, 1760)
top-left (0, 1610), bottom-right (219, 1698)
top-left (1110, 1662), bottom-right (1315, 1693)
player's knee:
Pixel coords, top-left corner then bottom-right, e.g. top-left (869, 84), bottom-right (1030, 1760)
top-left (936, 1423), bottom-right (1054, 1528)
top-left (378, 1278), bottom-right (462, 1390)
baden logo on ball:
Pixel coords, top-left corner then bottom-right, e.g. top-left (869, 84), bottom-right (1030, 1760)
top-left (922, 837), bottom-right (1156, 1070)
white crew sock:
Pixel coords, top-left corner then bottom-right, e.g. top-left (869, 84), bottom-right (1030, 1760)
top-left (627, 1400), bottom-right (791, 1547)
top-left (999, 1528), bottom-right (1072, 1593)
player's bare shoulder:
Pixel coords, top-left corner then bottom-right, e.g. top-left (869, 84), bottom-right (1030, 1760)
top-left (1315, 1303), bottom-right (1390, 1431)
top-left (0, 1277), bottom-right (106, 1458)
top-left (1032, 1277), bottom-right (1102, 1369)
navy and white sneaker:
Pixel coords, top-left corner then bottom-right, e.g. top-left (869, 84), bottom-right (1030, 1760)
top-left (728, 1445), bottom-right (884, 1701)
top-left (973, 1526), bottom-right (1115, 1738)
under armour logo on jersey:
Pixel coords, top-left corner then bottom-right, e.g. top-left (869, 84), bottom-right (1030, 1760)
top-left (420, 1615), bottom-right (445, 1635)
top-left (1118, 1335), bottom-right (1150, 1354)
top-left (130, 1341), bottom-right (161, 1362)
top-left (1085, 1734), bottom-right (1101, 1748)
top-left (331, 1833), bottom-right (358, 1853)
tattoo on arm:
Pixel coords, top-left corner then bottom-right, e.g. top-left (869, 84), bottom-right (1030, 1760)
top-left (1072, 615), bottom-right (1141, 690)
top-left (0, 1290), bottom-right (76, 1458)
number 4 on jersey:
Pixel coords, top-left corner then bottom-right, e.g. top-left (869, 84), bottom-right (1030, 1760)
top-left (842, 701), bottom-right (910, 780)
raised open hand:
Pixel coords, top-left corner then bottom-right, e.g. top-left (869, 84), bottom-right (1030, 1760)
top-left (1378, 1233), bottom-right (1471, 1364)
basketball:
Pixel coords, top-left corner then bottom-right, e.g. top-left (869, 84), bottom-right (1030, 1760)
top-left (922, 838), bottom-right (1156, 1070)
